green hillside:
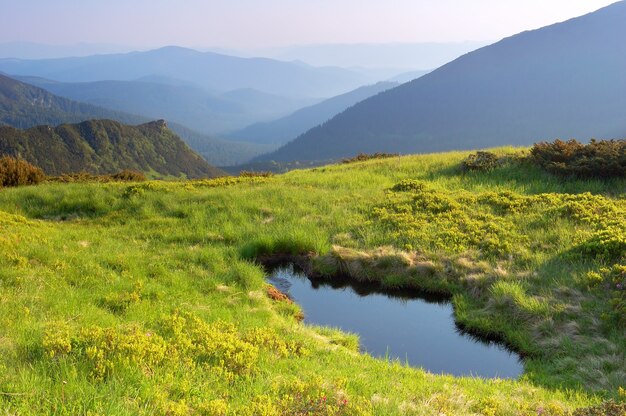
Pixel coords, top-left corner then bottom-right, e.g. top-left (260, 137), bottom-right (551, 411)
top-left (0, 119), bottom-right (225, 178)
top-left (0, 73), bottom-right (145, 128)
top-left (0, 148), bottom-right (624, 414)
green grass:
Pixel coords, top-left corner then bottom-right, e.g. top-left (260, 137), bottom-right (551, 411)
top-left (0, 147), bottom-right (624, 415)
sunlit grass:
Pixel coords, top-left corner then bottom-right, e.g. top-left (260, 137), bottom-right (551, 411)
top-left (0, 147), bottom-right (624, 414)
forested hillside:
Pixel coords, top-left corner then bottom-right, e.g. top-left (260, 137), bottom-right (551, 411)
top-left (0, 119), bottom-right (224, 177)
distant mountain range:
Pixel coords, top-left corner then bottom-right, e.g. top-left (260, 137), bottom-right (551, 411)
top-left (0, 74), bottom-right (269, 166)
top-left (257, 1), bottom-right (626, 162)
top-left (0, 46), bottom-right (374, 98)
top-left (241, 42), bottom-right (489, 71)
top-left (0, 42), bottom-right (137, 59)
top-left (0, 119), bottom-right (224, 178)
top-left (227, 82), bottom-right (399, 145)
top-left (14, 76), bottom-right (318, 135)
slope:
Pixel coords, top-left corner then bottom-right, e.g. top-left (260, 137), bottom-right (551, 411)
top-left (0, 148), bottom-right (623, 413)
top-left (0, 119), bottom-right (225, 178)
top-left (0, 73), bottom-right (144, 128)
top-left (258, 1), bottom-right (626, 162)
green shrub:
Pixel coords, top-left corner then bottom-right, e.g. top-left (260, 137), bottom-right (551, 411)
top-left (594, 264), bottom-right (626, 328)
top-left (50, 169), bottom-right (146, 183)
top-left (342, 152), bottom-right (398, 164)
top-left (376, 183), bottom-right (520, 257)
top-left (51, 172), bottom-right (100, 183)
top-left (572, 401), bottom-right (626, 416)
top-left (461, 151), bottom-right (501, 172)
top-left (109, 169), bottom-right (147, 182)
top-left (99, 283), bottom-right (143, 314)
top-left (390, 179), bottom-right (428, 193)
top-left (530, 139), bottom-right (626, 178)
top-left (0, 156), bottom-right (45, 187)
top-left (239, 170), bottom-right (274, 178)
top-left (580, 224), bottom-right (626, 260)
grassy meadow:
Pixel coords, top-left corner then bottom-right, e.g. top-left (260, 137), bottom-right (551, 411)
top-left (0, 147), bottom-right (625, 415)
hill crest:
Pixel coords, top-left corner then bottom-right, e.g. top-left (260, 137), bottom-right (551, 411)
top-left (0, 118), bottom-right (225, 178)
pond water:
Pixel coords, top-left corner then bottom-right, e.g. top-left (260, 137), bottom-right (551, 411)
top-left (267, 265), bottom-right (523, 379)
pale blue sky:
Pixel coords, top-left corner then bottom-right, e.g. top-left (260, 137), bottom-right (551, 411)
top-left (0, 0), bottom-right (619, 48)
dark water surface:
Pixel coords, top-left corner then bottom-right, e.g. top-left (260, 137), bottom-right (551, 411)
top-left (267, 266), bottom-right (523, 379)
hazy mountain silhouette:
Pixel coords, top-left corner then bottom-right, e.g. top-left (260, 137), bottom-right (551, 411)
top-left (257, 2), bottom-right (626, 162)
top-left (0, 41), bottom-right (136, 59)
top-left (14, 76), bottom-right (317, 134)
top-left (0, 46), bottom-right (372, 98)
top-left (227, 82), bottom-right (398, 144)
top-left (0, 119), bottom-right (224, 178)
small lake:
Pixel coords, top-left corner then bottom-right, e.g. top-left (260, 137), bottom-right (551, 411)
top-left (267, 265), bottom-right (523, 379)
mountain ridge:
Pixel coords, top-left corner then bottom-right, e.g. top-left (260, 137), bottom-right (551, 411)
top-left (0, 73), bottom-right (145, 128)
top-left (0, 46), bottom-right (373, 98)
top-left (256, 1), bottom-right (626, 162)
top-left (0, 119), bottom-right (225, 178)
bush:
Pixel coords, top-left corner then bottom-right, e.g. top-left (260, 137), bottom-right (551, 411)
top-left (49, 169), bottom-right (147, 183)
top-left (461, 151), bottom-right (501, 172)
top-left (530, 139), bottom-right (626, 178)
top-left (109, 169), bottom-right (147, 182)
top-left (390, 179), bottom-right (428, 193)
top-left (51, 172), bottom-right (100, 183)
top-left (239, 170), bottom-right (274, 178)
top-left (342, 152), bottom-right (398, 164)
top-left (0, 156), bottom-right (45, 187)
top-left (572, 401), bottom-right (626, 416)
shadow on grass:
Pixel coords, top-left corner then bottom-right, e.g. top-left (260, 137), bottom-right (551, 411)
top-left (426, 158), bottom-right (626, 196)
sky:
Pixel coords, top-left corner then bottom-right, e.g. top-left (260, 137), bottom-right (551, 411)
top-left (0, 0), bottom-right (620, 49)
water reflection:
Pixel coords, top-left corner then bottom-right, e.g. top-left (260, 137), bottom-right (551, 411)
top-left (267, 265), bottom-right (523, 379)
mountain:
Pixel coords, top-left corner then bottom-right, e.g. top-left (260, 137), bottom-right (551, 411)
top-left (0, 74), bottom-right (266, 166)
top-left (0, 73), bottom-right (145, 128)
top-left (227, 82), bottom-right (398, 145)
top-left (0, 119), bottom-right (224, 178)
top-left (0, 41), bottom-right (136, 59)
top-left (14, 76), bottom-right (317, 135)
top-left (256, 2), bottom-right (626, 162)
top-left (0, 46), bottom-right (372, 98)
